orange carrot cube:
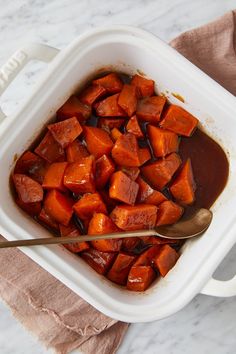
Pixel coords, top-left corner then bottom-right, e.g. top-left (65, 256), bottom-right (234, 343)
top-left (136, 176), bottom-right (167, 205)
top-left (109, 171), bottom-right (139, 205)
top-left (48, 117), bottom-right (83, 148)
top-left (83, 126), bottom-right (114, 159)
top-left (95, 154), bottom-right (115, 189)
top-left (118, 84), bottom-right (137, 117)
top-left (156, 200), bottom-right (183, 226)
top-left (107, 253), bottom-right (136, 285)
top-left (42, 162), bottom-right (67, 191)
top-left (147, 125), bottom-right (179, 157)
top-left (95, 93), bottom-right (126, 117)
top-left (153, 244), bottom-right (179, 276)
top-left (44, 189), bottom-right (74, 226)
top-left (126, 115), bottom-right (144, 138)
top-left (66, 140), bottom-right (89, 162)
top-left (79, 84), bottom-right (106, 106)
top-left (92, 73), bottom-right (123, 94)
top-left (59, 222), bottom-right (89, 253)
top-left (127, 266), bottom-right (156, 291)
top-left (57, 95), bottom-right (91, 122)
top-left (130, 74), bottom-right (154, 97)
top-left (35, 131), bottom-right (65, 163)
top-left (81, 248), bottom-right (116, 275)
top-left (112, 133), bottom-right (140, 167)
top-left (13, 174), bottom-right (43, 203)
top-left (73, 192), bottom-right (107, 221)
top-left (136, 96), bottom-right (166, 123)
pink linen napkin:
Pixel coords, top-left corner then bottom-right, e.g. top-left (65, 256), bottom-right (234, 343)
top-left (0, 9), bottom-right (236, 354)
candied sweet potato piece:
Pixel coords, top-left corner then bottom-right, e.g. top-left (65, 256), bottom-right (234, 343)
top-left (38, 207), bottom-right (59, 230)
top-left (81, 248), bottom-right (116, 275)
top-left (134, 245), bottom-right (161, 266)
top-left (73, 193), bottom-right (107, 221)
top-left (107, 253), bottom-right (136, 285)
top-left (44, 189), bottom-right (74, 226)
top-left (153, 244), bottom-right (179, 276)
top-left (98, 118), bottom-right (125, 131)
top-left (130, 74), bottom-right (154, 98)
top-left (121, 167), bottom-right (140, 181)
top-left (99, 190), bottom-right (118, 213)
top-left (95, 93), bottom-right (126, 117)
top-left (141, 153), bottom-right (181, 190)
top-left (88, 213), bottom-right (121, 252)
top-left (16, 198), bottom-right (41, 217)
top-left (127, 265), bottom-right (156, 291)
top-left (13, 174), bottom-right (43, 203)
top-left (138, 147), bottom-right (151, 165)
top-left (112, 133), bottom-right (140, 167)
top-left (156, 200), bottom-right (183, 226)
top-left (95, 154), bottom-right (115, 189)
top-left (35, 131), bottom-right (65, 163)
top-left (147, 125), bottom-right (179, 157)
top-left (136, 176), bottom-right (167, 205)
top-left (170, 159), bottom-right (196, 205)
top-left (83, 126), bottom-right (113, 159)
top-left (92, 73), bottom-right (123, 94)
top-left (59, 222), bottom-right (89, 253)
top-left (109, 171), bottom-right (139, 205)
top-left (141, 235), bottom-right (181, 246)
top-left (63, 156), bottom-right (95, 194)
top-left (42, 162), bottom-right (67, 191)
top-left (160, 105), bottom-right (198, 136)
top-left (14, 151), bottom-right (48, 184)
top-left (48, 117), bottom-right (83, 149)
top-left (110, 128), bottom-right (122, 141)
top-left (118, 84), bottom-right (137, 117)
top-left (66, 140), bottom-right (89, 162)
top-left (79, 84), bottom-right (107, 106)
top-left (111, 204), bottom-right (157, 230)
top-left (121, 237), bottom-right (141, 252)
top-left (126, 115), bottom-right (143, 138)
top-left (57, 95), bottom-right (91, 122)
top-left (136, 96), bottom-right (166, 123)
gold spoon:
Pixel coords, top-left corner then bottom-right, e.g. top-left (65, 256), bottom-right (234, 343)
top-left (0, 208), bottom-right (212, 249)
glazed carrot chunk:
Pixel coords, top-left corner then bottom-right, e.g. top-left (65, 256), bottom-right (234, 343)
top-left (147, 125), bottom-right (179, 157)
top-left (83, 126), bottom-right (114, 159)
top-left (170, 159), bottom-right (196, 205)
top-left (63, 156), bottom-right (95, 194)
top-left (48, 117), bottom-right (83, 149)
top-left (16, 198), bottom-right (41, 217)
top-left (35, 131), bottom-right (65, 163)
top-left (13, 174), bottom-right (43, 203)
top-left (138, 147), bottom-right (151, 165)
top-left (81, 248), bottom-right (116, 275)
top-left (127, 266), bottom-right (156, 291)
top-left (44, 189), bottom-right (74, 226)
top-left (109, 171), bottom-right (139, 205)
top-left (110, 204), bottom-right (157, 230)
top-left (88, 213), bottom-right (121, 252)
top-left (141, 153), bottom-right (181, 190)
top-left (136, 176), bottom-right (167, 205)
top-left (121, 166), bottom-right (140, 181)
top-left (38, 207), bottom-right (59, 230)
top-left (118, 84), bottom-right (137, 117)
top-left (59, 222), bottom-right (89, 253)
top-left (136, 96), bottom-right (166, 123)
top-left (73, 193), bottom-right (107, 221)
top-left (126, 115), bottom-right (144, 138)
top-left (98, 118), bottom-right (125, 131)
top-left (130, 74), bottom-right (154, 98)
top-left (66, 140), bottom-right (89, 163)
top-left (79, 84), bottom-right (106, 106)
top-left (112, 133), bottom-right (140, 167)
top-left (107, 253), bottom-right (136, 285)
top-left (156, 200), bottom-right (183, 226)
top-left (153, 244), bottom-right (179, 276)
top-left (95, 154), bottom-right (115, 189)
top-left (160, 105), bottom-right (198, 136)
top-left (57, 95), bottom-right (91, 122)
top-left (92, 73), bottom-right (123, 94)
top-left (42, 162), bottom-right (67, 191)
top-left (95, 93), bottom-right (126, 117)
top-left (134, 245), bottom-right (161, 266)
top-left (110, 128), bottom-right (122, 141)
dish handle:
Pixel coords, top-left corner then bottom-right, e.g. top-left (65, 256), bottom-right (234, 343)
top-left (0, 43), bottom-right (59, 122)
top-left (201, 276), bottom-right (236, 297)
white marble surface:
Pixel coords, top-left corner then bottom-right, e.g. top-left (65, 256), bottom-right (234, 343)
top-left (0, 0), bottom-right (236, 353)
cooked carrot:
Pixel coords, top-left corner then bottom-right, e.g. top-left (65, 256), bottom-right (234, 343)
top-left (63, 156), bottom-right (95, 194)
top-left (110, 128), bottom-right (122, 141)
top-left (35, 131), bottom-right (65, 163)
top-left (136, 96), bottom-right (166, 123)
top-left (88, 213), bottom-right (121, 252)
top-left (42, 162), bottom-right (67, 191)
top-left (109, 171), bottom-right (139, 205)
top-left (13, 174), bottom-right (43, 203)
top-left (141, 152), bottom-right (181, 190)
top-left (66, 140), bottom-right (89, 162)
top-left (134, 245), bottom-right (161, 266)
top-left (153, 244), bottom-right (179, 276)
top-left (95, 154), bottom-right (115, 189)
top-left (83, 126), bottom-right (114, 159)
top-left (130, 74), bottom-right (154, 98)
top-left (138, 147), bottom-right (151, 165)
top-left (127, 265), bottom-right (156, 291)
top-left (126, 115), bottom-right (143, 138)
top-left (16, 198), bottom-right (41, 217)
top-left (136, 176), bottom-right (167, 205)
top-left (98, 118), bottom-right (125, 131)
top-left (57, 95), bottom-right (91, 122)
top-left (44, 189), bottom-right (74, 226)
top-left (95, 93), bottom-right (126, 117)
top-left (120, 166), bottom-right (140, 181)
top-left (79, 84), bottom-right (106, 105)
top-left (156, 200), bottom-right (183, 226)
top-left (160, 104), bottom-right (198, 136)
top-left (92, 73), bottom-right (123, 94)
top-left (170, 159), bottom-right (196, 205)
top-left (118, 84), bottom-right (137, 117)
top-left (59, 222), bottom-right (89, 253)
top-left (107, 253), bottom-right (136, 285)
top-left (38, 207), bottom-right (59, 230)
top-left (14, 151), bottom-right (48, 184)
top-left (147, 125), bottom-right (179, 157)
top-left (48, 117), bottom-right (83, 148)
top-left (110, 204), bottom-right (157, 230)
top-left (73, 192), bottom-right (107, 221)
top-left (112, 133), bottom-right (140, 167)
top-left (81, 248), bottom-right (116, 275)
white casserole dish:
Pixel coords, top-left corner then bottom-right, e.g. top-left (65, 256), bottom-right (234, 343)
top-left (0, 26), bottom-right (236, 323)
